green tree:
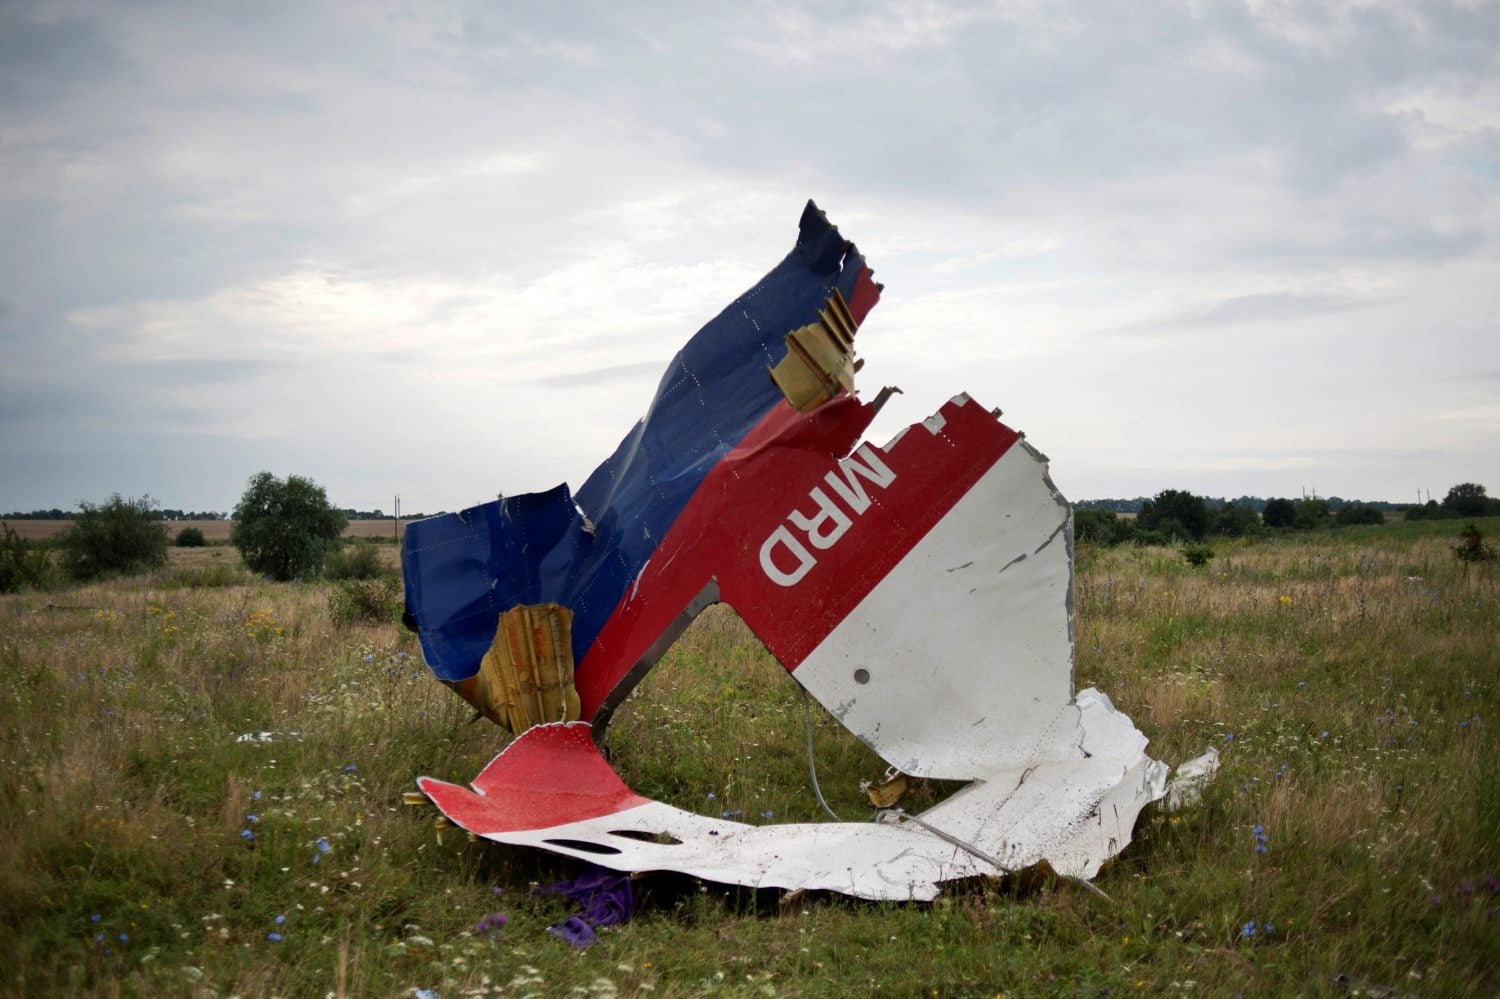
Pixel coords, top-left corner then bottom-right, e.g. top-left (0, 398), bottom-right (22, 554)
top-left (1442, 483), bottom-right (1496, 517)
top-left (1335, 503), bottom-right (1385, 526)
top-left (1262, 498), bottom-right (1296, 528)
top-left (54, 494), bottom-right (170, 581)
top-left (1136, 489), bottom-right (1210, 541)
top-left (1293, 497), bottom-right (1333, 530)
top-left (231, 472), bottom-right (348, 581)
top-left (1212, 502), bottom-right (1262, 537)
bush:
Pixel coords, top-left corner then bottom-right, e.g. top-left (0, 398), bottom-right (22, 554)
top-left (53, 494), bottom-right (169, 581)
top-left (1213, 502), bottom-right (1262, 537)
top-left (175, 526), bottom-right (207, 547)
top-left (1075, 508), bottom-right (1132, 546)
top-left (1405, 500), bottom-right (1460, 521)
top-left (0, 523), bottom-right (56, 593)
top-left (1335, 503), bottom-right (1385, 526)
top-left (323, 541), bottom-right (386, 580)
top-left (328, 576), bottom-right (404, 625)
top-left (1454, 524), bottom-right (1497, 564)
top-left (231, 472), bottom-right (348, 582)
top-left (1181, 544), bottom-right (1215, 567)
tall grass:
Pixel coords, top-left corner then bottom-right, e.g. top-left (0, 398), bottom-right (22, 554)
top-left (0, 522), bottom-right (1495, 995)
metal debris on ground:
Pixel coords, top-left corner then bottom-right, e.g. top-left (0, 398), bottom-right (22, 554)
top-left (403, 202), bottom-right (1200, 901)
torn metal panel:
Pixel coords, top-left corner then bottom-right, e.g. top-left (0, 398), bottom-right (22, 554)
top-left (402, 201), bottom-right (881, 694)
top-left (405, 202), bottom-right (1168, 900)
top-left (460, 603), bottom-right (581, 732)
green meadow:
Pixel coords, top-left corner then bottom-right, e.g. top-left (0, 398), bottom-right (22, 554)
top-left (1, 520), bottom-right (1495, 996)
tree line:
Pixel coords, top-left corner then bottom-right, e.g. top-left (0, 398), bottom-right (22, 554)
top-left (1077, 483), bottom-right (1496, 546)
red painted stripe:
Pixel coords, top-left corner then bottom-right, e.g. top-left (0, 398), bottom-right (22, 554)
top-left (417, 723), bottom-right (649, 833)
top-left (575, 395), bottom-right (1021, 720)
top-left (847, 265), bottom-right (880, 325)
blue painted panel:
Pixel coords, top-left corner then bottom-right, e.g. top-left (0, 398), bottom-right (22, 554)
top-left (403, 201), bottom-right (870, 684)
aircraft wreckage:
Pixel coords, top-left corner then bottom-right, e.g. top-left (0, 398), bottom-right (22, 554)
top-left (402, 202), bottom-right (1188, 902)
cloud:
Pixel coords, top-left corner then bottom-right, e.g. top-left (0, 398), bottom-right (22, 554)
top-left (0, 0), bottom-right (1496, 511)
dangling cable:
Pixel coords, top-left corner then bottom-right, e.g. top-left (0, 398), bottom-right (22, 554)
top-left (800, 686), bottom-right (844, 822)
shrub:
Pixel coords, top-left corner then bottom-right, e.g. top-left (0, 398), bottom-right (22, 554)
top-left (231, 472), bottom-right (348, 582)
top-left (1213, 502), bottom-right (1263, 537)
top-left (323, 541), bottom-right (386, 580)
top-left (1075, 508), bottom-right (1131, 546)
top-left (328, 576), bottom-right (404, 625)
top-left (1335, 503), bottom-right (1385, 526)
top-left (175, 526), bottom-right (207, 547)
top-left (1454, 524), bottom-right (1497, 564)
top-left (53, 494), bottom-right (169, 581)
top-left (0, 523), bottom-right (56, 592)
top-left (1181, 544), bottom-right (1215, 567)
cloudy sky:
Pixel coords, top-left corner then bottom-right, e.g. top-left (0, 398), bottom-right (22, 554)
top-left (3, 0), bottom-right (1497, 515)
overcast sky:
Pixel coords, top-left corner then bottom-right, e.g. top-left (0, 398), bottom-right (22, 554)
top-left (2, 0), bottom-right (1497, 515)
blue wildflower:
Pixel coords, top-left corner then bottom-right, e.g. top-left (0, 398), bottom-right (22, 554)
top-left (343, 764), bottom-right (357, 772)
top-left (241, 828), bottom-right (254, 841)
top-left (275, 914), bottom-right (286, 925)
top-left (267, 932), bottom-right (283, 942)
top-left (90, 913), bottom-right (100, 922)
top-left (316, 837), bottom-right (331, 853)
top-left (118, 933), bottom-right (128, 942)
top-left (1240, 920), bottom-right (1256, 938)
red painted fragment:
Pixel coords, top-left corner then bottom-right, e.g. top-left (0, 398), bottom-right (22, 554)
top-left (575, 393), bottom-right (1021, 719)
top-left (416, 723), bottom-right (647, 834)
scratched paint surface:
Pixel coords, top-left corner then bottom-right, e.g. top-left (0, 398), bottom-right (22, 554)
top-left (406, 204), bottom-right (1169, 899)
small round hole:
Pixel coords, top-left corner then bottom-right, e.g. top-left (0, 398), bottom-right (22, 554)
top-left (853, 668), bottom-right (870, 685)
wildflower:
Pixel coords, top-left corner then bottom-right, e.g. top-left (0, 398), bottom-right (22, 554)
top-left (706, 792), bottom-right (716, 800)
top-left (267, 932), bottom-right (283, 942)
top-left (1278, 595), bottom-right (1292, 605)
top-left (1240, 920), bottom-right (1256, 938)
top-left (1320, 731), bottom-right (1328, 739)
top-left (316, 837), bottom-right (331, 853)
top-left (241, 828), bottom-right (255, 841)
top-left (1223, 733), bottom-right (1234, 742)
top-left (90, 914), bottom-right (100, 923)
top-left (475, 912), bottom-right (508, 933)
top-left (343, 764), bottom-right (357, 772)
top-left (118, 933), bottom-right (128, 942)
top-left (252, 791), bottom-right (262, 800)
top-left (1252, 824), bottom-right (1269, 854)
top-left (275, 914), bottom-right (286, 925)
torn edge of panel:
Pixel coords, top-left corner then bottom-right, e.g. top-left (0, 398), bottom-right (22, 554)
top-left (769, 288), bottom-right (864, 413)
top-left (449, 603), bottom-right (581, 732)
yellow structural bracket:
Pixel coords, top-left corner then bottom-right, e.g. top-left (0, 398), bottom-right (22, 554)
top-left (446, 602), bottom-right (582, 733)
top-left (769, 288), bottom-right (864, 413)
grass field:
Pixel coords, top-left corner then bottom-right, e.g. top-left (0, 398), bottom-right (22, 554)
top-left (1, 519), bottom-right (1495, 996)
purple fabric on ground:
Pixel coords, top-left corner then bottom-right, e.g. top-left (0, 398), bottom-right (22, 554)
top-left (535, 864), bottom-right (635, 948)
